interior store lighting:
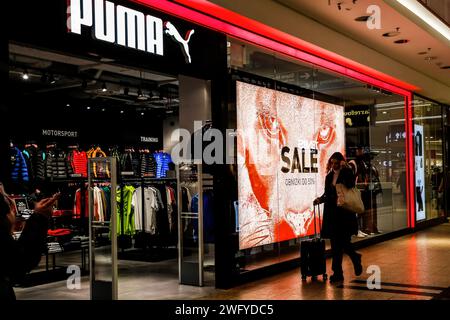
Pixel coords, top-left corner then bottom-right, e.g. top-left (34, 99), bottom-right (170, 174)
top-left (22, 70), bottom-right (29, 80)
top-left (397, 0), bottom-right (450, 41)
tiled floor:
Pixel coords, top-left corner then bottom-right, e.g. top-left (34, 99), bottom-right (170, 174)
top-left (14, 223), bottom-right (450, 300)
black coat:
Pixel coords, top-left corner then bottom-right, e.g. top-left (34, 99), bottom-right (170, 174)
top-left (0, 214), bottom-right (48, 300)
top-left (319, 167), bottom-right (358, 239)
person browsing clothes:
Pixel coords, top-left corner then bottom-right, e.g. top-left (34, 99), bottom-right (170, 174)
top-left (0, 186), bottom-right (59, 300)
top-left (314, 152), bottom-right (363, 283)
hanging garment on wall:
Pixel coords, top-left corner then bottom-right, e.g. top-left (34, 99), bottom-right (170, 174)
top-left (45, 147), bottom-right (69, 179)
top-left (116, 185), bottom-right (136, 236)
top-left (191, 190), bottom-right (214, 243)
top-left (102, 186), bottom-right (112, 221)
top-left (181, 186), bottom-right (192, 212)
top-left (68, 150), bottom-right (88, 177)
top-left (74, 187), bottom-right (89, 218)
top-left (22, 146), bottom-right (36, 181)
top-left (133, 186), bottom-right (160, 234)
top-left (35, 149), bottom-right (46, 181)
top-left (120, 149), bottom-right (140, 175)
top-left (140, 151), bottom-right (157, 177)
top-left (87, 147), bottom-right (110, 178)
top-left (22, 144), bottom-right (45, 182)
top-left (166, 186), bottom-right (177, 235)
top-left (150, 185), bottom-right (169, 242)
top-left (93, 186), bottom-right (105, 222)
top-left (10, 146), bottom-right (29, 183)
top-left (154, 152), bottom-right (172, 178)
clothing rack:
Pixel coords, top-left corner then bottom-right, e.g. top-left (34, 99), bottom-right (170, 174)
top-left (118, 177), bottom-right (178, 252)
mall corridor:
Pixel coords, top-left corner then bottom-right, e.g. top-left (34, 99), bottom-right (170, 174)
top-left (200, 223), bottom-right (450, 300)
top-left (14, 223), bottom-right (450, 300)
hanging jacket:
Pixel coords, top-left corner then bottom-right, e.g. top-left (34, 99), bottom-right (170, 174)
top-left (140, 152), bottom-right (157, 177)
top-left (22, 146), bottom-right (46, 182)
top-left (120, 150), bottom-right (140, 176)
top-left (45, 148), bottom-right (69, 179)
top-left (109, 147), bottom-right (121, 171)
top-left (87, 147), bottom-right (110, 178)
top-left (10, 147), bottom-right (29, 183)
top-left (154, 152), bottom-right (172, 178)
top-left (22, 145), bottom-right (36, 182)
top-left (68, 150), bottom-right (88, 177)
top-left (35, 150), bottom-right (46, 182)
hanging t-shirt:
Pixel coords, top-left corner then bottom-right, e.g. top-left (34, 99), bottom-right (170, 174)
top-left (116, 185), bottom-right (136, 236)
top-left (132, 187), bottom-right (160, 234)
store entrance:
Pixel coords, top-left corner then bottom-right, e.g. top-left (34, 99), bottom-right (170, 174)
top-left (7, 43), bottom-right (215, 299)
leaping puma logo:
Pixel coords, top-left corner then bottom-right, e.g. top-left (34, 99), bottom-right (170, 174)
top-left (164, 21), bottom-right (195, 64)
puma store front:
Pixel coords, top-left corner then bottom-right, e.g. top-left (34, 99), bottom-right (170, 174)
top-left (2, 0), bottom-right (440, 300)
top-left (2, 0), bottom-right (226, 300)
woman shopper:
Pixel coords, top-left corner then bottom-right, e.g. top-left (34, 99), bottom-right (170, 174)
top-left (314, 152), bottom-right (363, 283)
top-left (0, 185), bottom-right (59, 300)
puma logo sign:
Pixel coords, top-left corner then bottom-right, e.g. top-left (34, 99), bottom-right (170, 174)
top-left (68, 0), bottom-right (196, 64)
top-left (164, 21), bottom-right (195, 64)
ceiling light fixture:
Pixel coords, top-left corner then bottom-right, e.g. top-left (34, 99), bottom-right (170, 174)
top-left (355, 15), bottom-right (371, 22)
top-left (102, 82), bottom-right (107, 92)
top-left (418, 48), bottom-right (432, 55)
top-left (397, 0), bottom-right (450, 41)
top-left (383, 27), bottom-right (401, 37)
top-left (394, 39), bottom-right (409, 44)
top-left (22, 70), bottom-right (29, 80)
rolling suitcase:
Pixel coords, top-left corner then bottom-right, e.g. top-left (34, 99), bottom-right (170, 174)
top-left (300, 204), bottom-right (327, 281)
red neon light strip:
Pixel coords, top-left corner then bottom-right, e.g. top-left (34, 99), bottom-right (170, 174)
top-left (171, 0), bottom-right (419, 93)
top-left (130, 0), bottom-right (416, 227)
top-left (131, 0), bottom-right (413, 96)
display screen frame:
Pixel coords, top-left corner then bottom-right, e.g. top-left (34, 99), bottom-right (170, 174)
top-left (235, 78), bottom-right (346, 250)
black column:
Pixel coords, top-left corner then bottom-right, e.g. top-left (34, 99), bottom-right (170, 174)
top-left (211, 38), bottom-right (238, 289)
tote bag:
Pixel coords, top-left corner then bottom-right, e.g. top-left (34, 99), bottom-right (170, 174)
top-left (335, 183), bottom-right (365, 214)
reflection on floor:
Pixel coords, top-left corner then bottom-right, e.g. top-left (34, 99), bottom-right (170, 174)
top-left (14, 223), bottom-right (450, 300)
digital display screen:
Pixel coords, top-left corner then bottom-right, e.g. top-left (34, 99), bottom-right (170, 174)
top-left (236, 81), bottom-right (345, 250)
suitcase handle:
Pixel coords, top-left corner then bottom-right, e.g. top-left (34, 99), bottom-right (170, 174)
top-left (313, 203), bottom-right (322, 238)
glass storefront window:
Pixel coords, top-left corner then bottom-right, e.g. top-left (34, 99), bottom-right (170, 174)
top-left (228, 37), bottom-right (409, 273)
top-left (413, 97), bottom-right (446, 221)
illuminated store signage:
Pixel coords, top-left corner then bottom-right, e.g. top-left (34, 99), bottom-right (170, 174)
top-left (140, 136), bottom-right (159, 143)
top-left (42, 129), bottom-right (78, 138)
top-left (68, 0), bottom-right (195, 63)
top-left (236, 81), bottom-right (345, 250)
